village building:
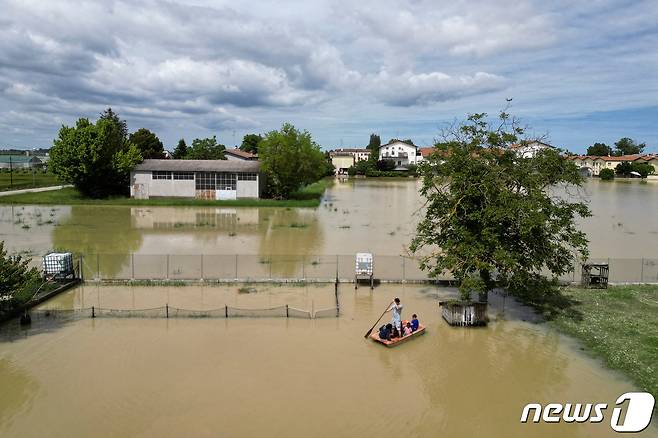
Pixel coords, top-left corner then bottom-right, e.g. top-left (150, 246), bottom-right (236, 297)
top-left (567, 154), bottom-right (658, 178)
top-left (130, 159), bottom-right (263, 200)
top-left (329, 148), bottom-right (371, 174)
top-left (378, 140), bottom-right (421, 167)
top-left (510, 141), bottom-right (556, 158)
top-left (0, 155), bottom-right (43, 169)
top-left (225, 148), bottom-right (258, 161)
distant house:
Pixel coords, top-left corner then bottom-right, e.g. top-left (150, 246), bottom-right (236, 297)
top-left (329, 148), bottom-right (371, 174)
top-left (130, 159), bottom-right (263, 200)
top-left (568, 154), bottom-right (658, 178)
top-left (510, 141), bottom-right (556, 158)
top-left (378, 140), bottom-right (421, 168)
top-left (225, 148), bottom-right (258, 161)
top-left (0, 155), bottom-right (43, 169)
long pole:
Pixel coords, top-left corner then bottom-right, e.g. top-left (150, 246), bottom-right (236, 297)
top-left (364, 301), bottom-right (392, 338)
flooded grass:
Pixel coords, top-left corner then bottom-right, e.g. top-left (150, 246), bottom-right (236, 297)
top-left (0, 187), bottom-right (324, 208)
top-left (550, 284), bottom-right (658, 408)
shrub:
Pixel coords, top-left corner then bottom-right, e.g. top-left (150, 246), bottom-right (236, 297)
top-left (599, 168), bottom-right (615, 180)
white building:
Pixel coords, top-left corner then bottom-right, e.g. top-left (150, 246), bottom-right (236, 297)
top-left (130, 159), bottom-right (263, 200)
top-left (510, 141), bottom-right (555, 158)
top-left (329, 148), bottom-right (371, 174)
top-left (378, 140), bottom-right (421, 167)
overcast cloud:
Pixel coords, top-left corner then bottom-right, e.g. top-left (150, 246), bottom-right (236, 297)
top-left (1, 0), bottom-right (657, 152)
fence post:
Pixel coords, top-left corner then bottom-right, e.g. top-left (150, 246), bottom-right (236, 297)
top-left (92, 306), bottom-right (95, 318)
top-left (80, 255), bottom-right (84, 282)
top-left (225, 304), bottom-right (228, 318)
top-left (641, 257), bottom-right (644, 283)
top-left (286, 304), bottom-right (289, 318)
top-left (166, 304), bottom-right (169, 318)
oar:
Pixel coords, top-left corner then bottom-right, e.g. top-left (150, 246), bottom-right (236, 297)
top-left (364, 301), bottom-right (392, 338)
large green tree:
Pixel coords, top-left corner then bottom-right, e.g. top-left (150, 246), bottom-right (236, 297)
top-left (240, 134), bottom-right (263, 154)
top-left (411, 111), bottom-right (590, 303)
top-left (50, 108), bottom-right (142, 198)
top-left (186, 136), bottom-right (226, 160)
top-left (129, 128), bottom-right (165, 159)
top-left (586, 142), bottom-right (612, 156)
top-left (259, 123), bottom-right (326, 198)
top-left (614, 137), bottom-right (646, 156)
top-left (172, 138), bottom-right (188, 159)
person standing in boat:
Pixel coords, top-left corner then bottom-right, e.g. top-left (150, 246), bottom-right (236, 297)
top-left (386, 297), bottom-right (403, 336)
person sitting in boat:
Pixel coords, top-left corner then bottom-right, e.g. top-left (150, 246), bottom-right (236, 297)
top-left (386, 297), bottom-right (403, 335)
top-left (403, 321), bottom-right (413, 336)
top-left (378, 323), bottom-right (393, 341)
top-left (411, 314), bottom-right (419, 332)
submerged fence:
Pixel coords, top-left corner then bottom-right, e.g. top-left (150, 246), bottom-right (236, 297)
top-left (31, 254), bottom-right (658, 284)
top-left (31, 303), bottom-right (339, 321)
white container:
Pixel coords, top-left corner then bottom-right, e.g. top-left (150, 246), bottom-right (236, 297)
top-left (355, 252), bottom-right (373, 276)
top-left (43, 252), bottom-right (74, 275)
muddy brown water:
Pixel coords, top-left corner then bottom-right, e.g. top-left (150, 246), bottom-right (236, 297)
top-left (1, 283), bottom-right (656, 437)
top-left (0, 179), bottom-right (657, 437)
top-left (1, 178), bottom-right (657, 260)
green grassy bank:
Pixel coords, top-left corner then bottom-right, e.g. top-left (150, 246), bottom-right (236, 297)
top-left (0, 171), bottom-right (60, 191)
top-left (549, 285), bottom-right (657, 400)
top-left (0, 179), bottom-right (332, 208)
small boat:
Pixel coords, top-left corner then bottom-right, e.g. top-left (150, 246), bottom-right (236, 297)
top-left (370, 325), bottom-right (426, 347)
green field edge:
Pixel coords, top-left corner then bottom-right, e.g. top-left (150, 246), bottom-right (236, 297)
top-left (547, 284), bottom-right (658, 410)
top-left (0, 180), bottom-right (333, 208)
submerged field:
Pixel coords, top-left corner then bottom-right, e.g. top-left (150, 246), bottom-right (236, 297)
top-left (1, 283), bottom-right (655, 438)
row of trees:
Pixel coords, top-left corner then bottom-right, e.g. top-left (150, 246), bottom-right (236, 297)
top-left (586, 138), bottom-right (646, 156)
top-left (600, 161), bottom-right (655, 180)
top-left (49, 109), bottom-right (332, 199)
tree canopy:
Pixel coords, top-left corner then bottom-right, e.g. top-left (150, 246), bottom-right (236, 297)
top-left (411, 111), bottom-right (590, 303)
top-left (259, 123), bottom-right (326, 198)
top-left (0, 241), bottom-right (40, 313)
top-left (614, 137), bottom-right (646, 156)
top-left (240, 134), bottom-right (263, 154)
top-left (185, 136), bottom-right (226, 160)
top-left (367, 134), bottom-right (381, 151)
top-left (49, 108), bottom-right (142, 198)
top-left (586, 142), bottom-right (612, 156)
top-left (172, 138), bottom-right (188, 159)
top-left (129, 128), bottom-right (165, 159)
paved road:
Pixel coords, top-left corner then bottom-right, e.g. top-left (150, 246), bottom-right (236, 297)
top-left (0, 184), bottom-right (72, 197)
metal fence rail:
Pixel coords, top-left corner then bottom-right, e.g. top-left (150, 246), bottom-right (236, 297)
top-left (32, 254), bottom-right (658, 284)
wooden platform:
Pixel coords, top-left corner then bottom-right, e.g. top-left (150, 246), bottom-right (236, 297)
top-left (370, 325), bottom-right (425, 347)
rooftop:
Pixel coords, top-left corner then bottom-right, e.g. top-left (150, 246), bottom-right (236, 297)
top-left (225, 148), bottom-right (258, 160)
top-left (134, 159), bottom-right (260, 172)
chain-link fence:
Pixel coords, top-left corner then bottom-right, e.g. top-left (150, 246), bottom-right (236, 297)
top-left (30, 253), bottom-right (658, 284)
top-left (30, 303), bottom-right (339, 321)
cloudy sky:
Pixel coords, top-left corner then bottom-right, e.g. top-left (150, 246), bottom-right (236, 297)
top-left (1, 0), bottom-right (657, 153)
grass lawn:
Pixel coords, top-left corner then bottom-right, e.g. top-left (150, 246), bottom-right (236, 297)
top-left (0, 171), bottom-right (61, 191)
top-left (550, 285), bottom-right (657, 400)
top-left (0, 179), bottom-right (332, 208)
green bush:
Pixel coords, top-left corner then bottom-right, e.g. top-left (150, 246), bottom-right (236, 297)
top-left (599, 168), bottom-right (615, 180)
top-left (347, 166), bottom-right (357, 176)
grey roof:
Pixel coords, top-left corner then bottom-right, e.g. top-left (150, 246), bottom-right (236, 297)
top-left (134, 159), bottom-right (260, 172)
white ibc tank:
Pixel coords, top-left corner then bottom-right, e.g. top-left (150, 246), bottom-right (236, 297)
top-left (355, 252), bottom-right (373, 276)
top-left (43, 252), bottom-right (74, 275)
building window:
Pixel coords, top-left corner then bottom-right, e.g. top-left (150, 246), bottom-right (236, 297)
top-left (152, 171), bottom-right (172, 180)
top-left (195, 172), bottom-right (215, 190)
top-left (173, 172), bottom-right (194, 180)
top-left (238, 172), bottom-right (257, 181)
top-left (217, 172), bottom-right (237, 190)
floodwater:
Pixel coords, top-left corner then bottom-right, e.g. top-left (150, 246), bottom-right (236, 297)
top-left (1, 283), bottom-right (655, 438)
top-left (1, 178), bottom-right (657, 261)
